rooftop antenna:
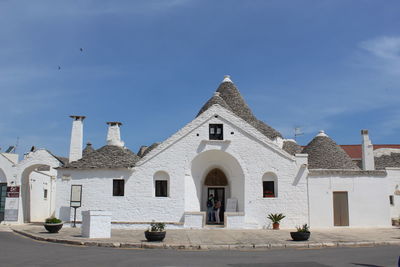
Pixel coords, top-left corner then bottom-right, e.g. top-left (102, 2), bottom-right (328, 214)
top-left (15, 136), bottom-right (19, 154)
top-left (294, 127), bottom-right (304, 141)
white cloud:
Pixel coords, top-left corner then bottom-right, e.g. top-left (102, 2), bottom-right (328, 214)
top-left (358, 36), bottom-right (400, 75)
top-left (360, 36), bottom-right (400, 60)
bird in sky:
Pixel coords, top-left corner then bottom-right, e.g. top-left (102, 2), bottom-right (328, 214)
top-left (80, 48), bottom-right (83, 52)
top-left (58, 66), bottom-right (61, 70)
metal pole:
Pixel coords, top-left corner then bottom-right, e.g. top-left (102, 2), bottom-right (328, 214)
top-left (73, 207), bottom-right (77, 227)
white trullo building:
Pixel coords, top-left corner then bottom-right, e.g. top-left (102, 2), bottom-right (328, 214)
top-left (1, 76), bottom-right (399, 229)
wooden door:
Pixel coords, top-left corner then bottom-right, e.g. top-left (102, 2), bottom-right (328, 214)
top-left (333, 192), bottom-right (349, 226)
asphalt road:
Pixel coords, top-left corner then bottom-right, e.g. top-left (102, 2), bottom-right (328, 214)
top-left (0, 232), bottom-right (399, 267)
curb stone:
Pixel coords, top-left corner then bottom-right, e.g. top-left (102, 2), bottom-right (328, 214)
top-left (285, 243), bottom-right (309, 248)
top-left (308, 243), bottom-right (324, 248)
top-left (11, 229), bottom-right (400, 250)
top-left (120, 242), bottom-right (142, 248)
top-left (322, 242), bottom-right (337, 247)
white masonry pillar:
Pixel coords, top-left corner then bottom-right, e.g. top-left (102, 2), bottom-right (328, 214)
top-left (106, 122), bottom-right (124, 147)
top-left (361, 129), bottom-right (375, 170)
top-left (69, 115), bottom-right (85, 163)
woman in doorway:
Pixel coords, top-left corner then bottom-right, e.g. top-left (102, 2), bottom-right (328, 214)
top-left (214, 200), bottom-right (222, 224)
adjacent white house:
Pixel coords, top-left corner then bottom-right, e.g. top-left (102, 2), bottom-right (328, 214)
top-left (1, 76), bottom-right (400, 229)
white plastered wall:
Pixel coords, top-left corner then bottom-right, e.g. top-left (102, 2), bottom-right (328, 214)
top-left (308, 172), bottom-right (391, 228)
top-left (16, 150), bottom-right (60, 223)
top-left (56, 105), bottom-right (309, 229)
top-left (385, 168), bottom-right (400, 221)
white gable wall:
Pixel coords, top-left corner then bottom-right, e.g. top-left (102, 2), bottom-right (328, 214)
top-left (56, 105), bottom-right (309, 229)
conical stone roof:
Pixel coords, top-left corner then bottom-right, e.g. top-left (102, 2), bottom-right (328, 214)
top-left (141, 142), bottom-right (160, 157)
top-left (302, 131), bottom-right (359, 169)
top-left (197, 76), bottom-right (283, 140)
top-left (82, 142), bottom-right (95, 157)
top-left (197, 92), bottom-right (231, 117)
top-left (282, 140), bottom-right (302, 155)
top-left (375, 153), bottom-right (400, 170)
top-left (64, 145), bottom-right (140, 169)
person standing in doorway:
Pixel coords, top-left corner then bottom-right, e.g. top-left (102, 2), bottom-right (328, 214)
top-left (214, 200), bottom-right (222, 224)
top-left (207, 194), bottom-right (215, 223)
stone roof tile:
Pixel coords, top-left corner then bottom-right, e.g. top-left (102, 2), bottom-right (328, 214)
top-left (302, 132), bottom-right (359, 170)
top-left (197, 77), bottom-right (283, 140)
top-left (375, 153), bottom-right (400, 169)
top-left (63, 145), bottom-right (140, 169)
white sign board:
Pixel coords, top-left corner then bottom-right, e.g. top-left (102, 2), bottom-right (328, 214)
top-left (4, 198), bottom-right (19, 221)
top-left (70, 185), bottom-right (82, 207)
top-left (226, 198), bottom-right (238, 212)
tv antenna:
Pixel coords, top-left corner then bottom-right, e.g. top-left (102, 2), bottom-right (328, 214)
top-left (15, 136), bottom-right (19, 153)
top-left (294, 127), bottom-right (304, 141)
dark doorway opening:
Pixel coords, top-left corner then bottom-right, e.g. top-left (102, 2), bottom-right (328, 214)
top-left (0, 183), bottom-right (7, 222)
top-left (207, 187), bottom-right (225, 225)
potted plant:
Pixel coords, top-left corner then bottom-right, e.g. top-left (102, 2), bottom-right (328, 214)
top-left (290, 224), bottom-right (311, 241)
top-left (44, 217), bottom-right (63, 233)
top-left (145, 221), bottom-right (166, 242)
top-left (267, 213), bottom-right (285, 230)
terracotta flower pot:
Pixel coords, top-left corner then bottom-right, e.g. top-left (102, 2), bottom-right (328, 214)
top-left (272, 222), bottom-right (280, 230)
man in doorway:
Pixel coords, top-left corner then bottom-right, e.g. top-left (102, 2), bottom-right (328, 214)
top-left (207, 194), bottom-right (215, 223)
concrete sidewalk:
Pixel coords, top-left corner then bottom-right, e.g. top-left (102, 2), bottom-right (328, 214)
top-left (8, 224), bottom-right (400, 250)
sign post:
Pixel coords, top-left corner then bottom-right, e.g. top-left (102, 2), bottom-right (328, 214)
top-left (4, 186), bottom-right (20, 221)
top-left (70, 185), bottom-right (82, 228)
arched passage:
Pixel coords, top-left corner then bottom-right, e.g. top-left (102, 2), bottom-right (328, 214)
top-left (17, 150), bottom-right (61, 223)
top-left (190, 150), bottom-right (245, 223)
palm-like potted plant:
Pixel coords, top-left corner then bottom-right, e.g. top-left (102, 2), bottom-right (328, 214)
top-left (290, 224), bottom-right (311, 241)
top-left (44, 217), bottom-right (63, 233)
top-left (145, 221), bottom-right (166, 242)
top-left (267, 213), bottom-right (285, 230)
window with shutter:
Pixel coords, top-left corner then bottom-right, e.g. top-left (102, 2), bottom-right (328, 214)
top-left (113, 180), bottom-right (125, 196)
top-left (209, 124), bottom-right (223, 140)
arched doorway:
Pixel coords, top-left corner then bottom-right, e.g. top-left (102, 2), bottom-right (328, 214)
top-left (205, 168), bottom-right (228, 224)
top-left (17, 149), bottom-right (61, 223)
top-left (20, 164), bottom-right (53, 223)
top-left (190, 149), bottom-right (245, 226)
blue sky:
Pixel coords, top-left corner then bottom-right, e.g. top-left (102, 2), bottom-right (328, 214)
top-left (1, 0), bottom-right (400, 157)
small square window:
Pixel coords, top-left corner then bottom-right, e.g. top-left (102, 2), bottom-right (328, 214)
top-left (389, 195), bottom-right (394, 206)
top-left (209, 124), bottom-right (223, 140)
top-left (263, 181), bottom-right (275, 198)
top-left (155, 180), bottom-right (168, 197)
top-left (113, 180), bottom-right (124, 196)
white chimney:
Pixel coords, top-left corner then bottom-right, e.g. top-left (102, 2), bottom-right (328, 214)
top-left (69, 115), bottom-right (85, 163)
top-left (106, 122), bottom-right (124, 147)
top-left (361, 129), bottom-right (375, 170)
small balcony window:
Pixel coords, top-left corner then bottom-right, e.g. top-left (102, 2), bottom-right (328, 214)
top-left (209, 124), bottom-right (223, 140)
